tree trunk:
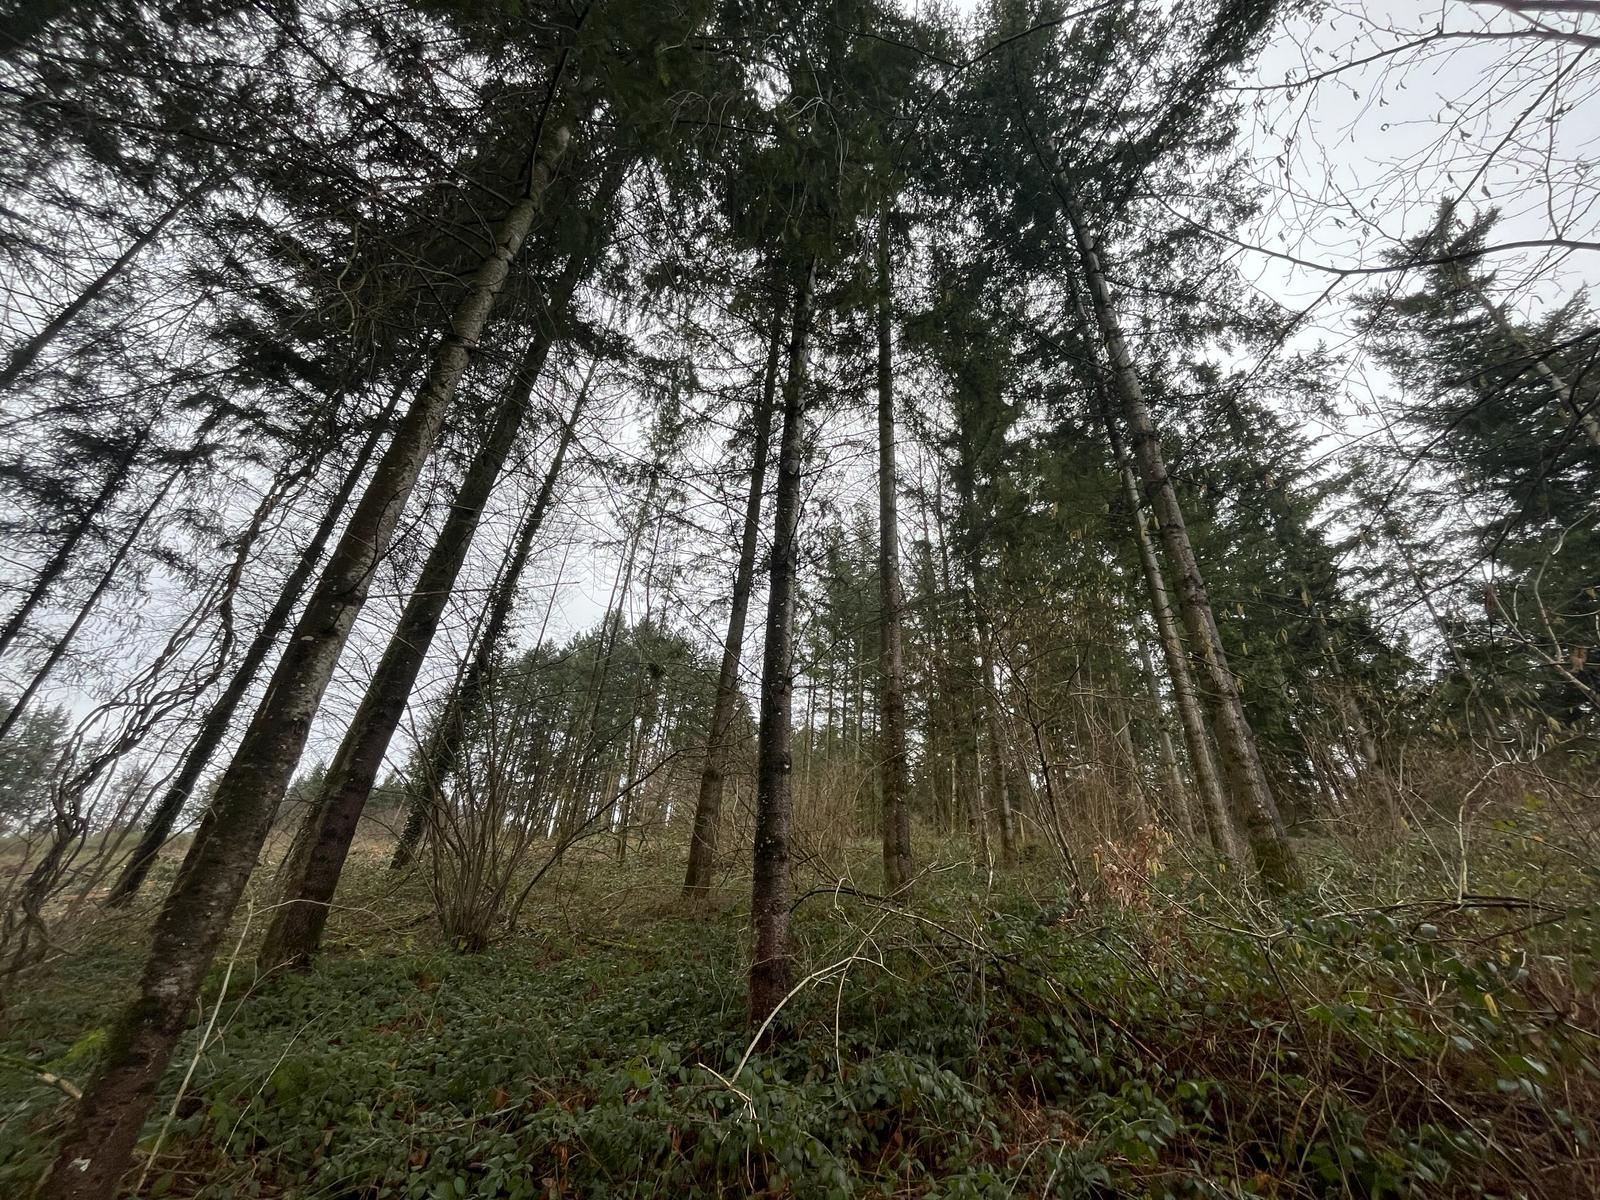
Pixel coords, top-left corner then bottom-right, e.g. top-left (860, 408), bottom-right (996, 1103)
top-left (911, 486), bottom-right (953, 835)
top-left (38, 128), bottom-right (568, 1200)
top-left (391, 360), bottom-right (594, 870)
top-left (1106, 406), bottom-right (1239, 861)
top-left (683, 307), bottom-right (782, 900)
top-left (1101, 664), bottom-right (1151, 829)
top-left (259, 244), bottom-right (589, 971)
top-left (106, 396), bottom-right (397, 907)
top-left (1063, 193), bottom-right (1299, 889)
top-left (561, 449), bottom-right (660, 840)
top-left (936, 481), bottom-right (986, 860)
top-left (1134, 622), bottom-right (1192, 838)
top-left (967, 543), bottom-right (1014, 865)
top-left (615, 508), bottom-right (671, 863)
top-left (615, 664), bottom-right (662, 863)
top-left (748, 262), bottom-right (814, 1031)
top-left (875, 209), bottom-right (914, 894)
top-left (976, 618), bottom-right (1015, 866)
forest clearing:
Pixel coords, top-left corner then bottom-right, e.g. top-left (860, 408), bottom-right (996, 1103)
top-left (1, 0), bottom-right (1597, 1195)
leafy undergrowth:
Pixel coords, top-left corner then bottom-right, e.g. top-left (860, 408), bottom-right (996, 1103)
top-left (2, 821), bottom-right (1597, 1198)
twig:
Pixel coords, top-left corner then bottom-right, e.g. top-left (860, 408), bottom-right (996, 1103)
top-left (0, 1052), bottom-right (81, 1101)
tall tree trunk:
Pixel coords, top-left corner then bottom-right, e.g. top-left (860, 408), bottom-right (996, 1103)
top-left (0, 431), bottom-right (142, 663)
top-left (391, 360), bottom-right (594, 870)
top-left (39, 124), bottom-right (570, 1200)
top-left (748, 262), bottom-right (814, 1031)
top-left (259, 245), bottom-right (590, 971)
top-left (911, 484), bottom-right (954, 835)
top-left (683, 307), bottom-right (782, 900)
top-left (916, 482), bottom-right (960, 836)
top-left (615, 662), bottom-right (662, 863)
top-left (615, 505), bottom-right (671, 863)
top-left (936, 477), bottom-right (986, 860)
top-left (106, 396), bottom-right (397, 907)
top-left (967, 543), bottom-right (1014, 865)
top-left (1134, 622), bottom-right (1192, 838)
top-left (0, 189), bottom-right (197, 396)
top-left (1063, 194), bottom-right (1299, 889)
top-left (1072, 292), bottom-right (1237, 857)
top-left (875, 209), bottom-right (914, 894)
top-left (561, 449), bottom-right (660, 840)
top-left (1105, 407), bottom-right (1239, 861)
top-left (1100, 661), bottom-right (1150, 829)
top-left (976, 618), bottom-right (1015, 866)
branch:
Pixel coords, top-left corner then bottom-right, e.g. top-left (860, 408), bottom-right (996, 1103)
top-left (1149, 194), bottom-right (1600, 275)
top-left (1465, 0), bottom-right (1600, 49)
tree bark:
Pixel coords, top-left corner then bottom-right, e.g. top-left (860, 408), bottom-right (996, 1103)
top-left (975, 613), bottom-right (1016, 866)
top-left (615, 662), bottom-right (662, 863)
top-left (683, 306), bottom-right (782, 900)
top-left (258, 244), bottom-right (589, 971)
top-left (1063, 194), bottom-right (1299, 889)
top-left (911, 483), bottom-right (955, 835)
top-left (875, 209), bottom-right (914, 894)
top-left (748, 262), bottom-right (814, 1031)
top-left (613, 486), bottom-right (672, 863)
top-left (106, 397), bottom-right (397, 907)
top-left (937, 481), bottom-right (987, 860)
top-left (38, 126), bottom-right (568, 1200)
top-left (1100, 660), bottom-right (1151, 829)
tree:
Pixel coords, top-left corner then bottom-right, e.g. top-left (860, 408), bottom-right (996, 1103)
top-left (257, 175), bottom-right (622, 971)
top-left (390, 358), bottom-right (599, 870)
top-left (0, 698), bottom-right (68, 831)
top-left (683, 302), bottom-right (782, 900)
top-left (37, 35), bottom-right (585, 1194)
top-left (104, 394), bottom-right (400, 906)
top-left (748, 259), bottom-right (815, 1029)
top-left (875, 205), bottom-right (914, 893)
top-left (1358, 208), bottom-right (1600, 727)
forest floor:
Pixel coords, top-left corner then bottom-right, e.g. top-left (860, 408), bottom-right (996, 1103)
top-left (2, 812), bottom-right (1597, 1199)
